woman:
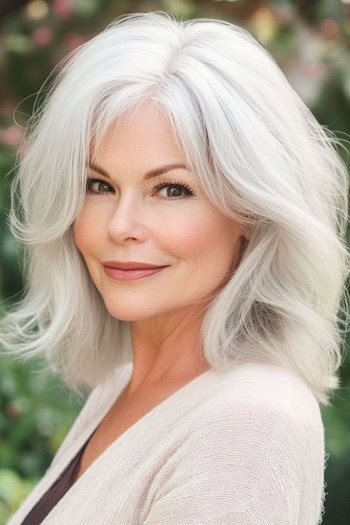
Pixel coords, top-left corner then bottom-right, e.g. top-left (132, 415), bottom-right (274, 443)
top-left (1, 10), bottom-right (349, 525)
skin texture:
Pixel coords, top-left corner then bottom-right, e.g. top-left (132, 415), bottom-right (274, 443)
top-left (73, 99), bottom-right (250, 397)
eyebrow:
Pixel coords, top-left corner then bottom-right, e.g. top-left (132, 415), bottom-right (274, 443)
top-left (87, 162), bottom-right (189, 180)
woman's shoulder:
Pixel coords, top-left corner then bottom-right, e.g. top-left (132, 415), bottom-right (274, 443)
top-left (200, 361), bottom-right (324, 434)
top-left (153, 362), bottom-right (326, 525)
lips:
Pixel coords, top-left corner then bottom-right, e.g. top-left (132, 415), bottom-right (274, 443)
top-left (103, 265), bottom-right (168, 281)
top-left (103, 260), bottom-right (167, 270)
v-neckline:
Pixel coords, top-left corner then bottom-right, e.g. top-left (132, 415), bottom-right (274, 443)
top-left (37, 362), bottom-right (216, 518)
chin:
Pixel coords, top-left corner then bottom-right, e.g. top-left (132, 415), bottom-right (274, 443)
top-left (103, 301), bottom-right (162, 322)
top-left (103, 295), bottom-right (184, 322)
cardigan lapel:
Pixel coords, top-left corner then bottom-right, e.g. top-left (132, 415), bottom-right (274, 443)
top-left (7, 363), bottom-right (133, 525)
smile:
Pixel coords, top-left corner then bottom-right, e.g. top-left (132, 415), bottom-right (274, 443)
top-left (103, 266), bottom-right (168, 281)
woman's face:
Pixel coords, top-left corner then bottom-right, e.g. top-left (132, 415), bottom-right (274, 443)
top-left (73, 100), bottom-right (248, 321)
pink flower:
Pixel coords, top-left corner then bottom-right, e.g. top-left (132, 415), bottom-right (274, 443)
top-left (52, 0), bottom-right (74, 17)
top-left (63, 33), bottom-right (86, 52)
top-left (0, 125), bottom-right (23, 146)
top-left (300, 62), bottom-right (328, 77)
top-left (6, 402), bottom-right (22, 417)
top-left (32, 26), bottom-right (53, 47)
top-left (320, 19), bottom-right (339, 39)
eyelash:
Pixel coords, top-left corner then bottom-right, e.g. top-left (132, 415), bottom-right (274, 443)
top-left (85, 176), bottom-right (194, 200)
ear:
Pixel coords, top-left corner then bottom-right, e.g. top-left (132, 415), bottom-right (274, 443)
top-left (241, 226), bottom-right (252, 242)
top-left (238, 213), bottom-right (253, 241)
top-left (240, 236), bottom-right (249, 254)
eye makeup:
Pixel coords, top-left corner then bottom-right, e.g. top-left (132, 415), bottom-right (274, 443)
top-left (85, 176), bottom-right (194, 200)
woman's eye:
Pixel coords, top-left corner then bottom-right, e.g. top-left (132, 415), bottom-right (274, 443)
top-left (154, 182), bottom-right (194, 199)
top-left (86, 177), bottom-right (114, 194)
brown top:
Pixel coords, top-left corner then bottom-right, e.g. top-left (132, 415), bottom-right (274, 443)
top-left (20, 441), bottom-right (88, 525)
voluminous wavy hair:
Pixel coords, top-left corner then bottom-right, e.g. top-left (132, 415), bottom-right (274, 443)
top-left (1, 11), bottom-right (349, 405)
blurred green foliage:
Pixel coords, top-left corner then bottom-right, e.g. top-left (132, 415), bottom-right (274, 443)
top-left (0, 0), bottom-right (350, 523)
top-left (0, 356), bottom-right (82, 522)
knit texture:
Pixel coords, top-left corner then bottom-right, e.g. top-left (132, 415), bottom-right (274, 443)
top-left (8, 361), bottom-right (326, 524)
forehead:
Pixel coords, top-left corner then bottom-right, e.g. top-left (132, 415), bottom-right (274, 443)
top-left (90, 101), bottom-right (186, 167)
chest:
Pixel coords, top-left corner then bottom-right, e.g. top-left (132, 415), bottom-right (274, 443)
top-left (72, 383), bottom-right (181, 482)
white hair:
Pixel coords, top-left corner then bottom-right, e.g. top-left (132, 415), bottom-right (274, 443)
top-left (1, 11), bottom-right (349, 405)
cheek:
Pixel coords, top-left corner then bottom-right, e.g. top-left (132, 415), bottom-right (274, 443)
top-left (158, 209), bottom-right (210, 259)
top-left (73, 202), bottom-right (106, 255)
top-left (160, 207), bottom-right (237, 265)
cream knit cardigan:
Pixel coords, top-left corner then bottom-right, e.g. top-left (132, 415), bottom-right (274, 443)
top-left (8, 361), bottom-right (326, 524)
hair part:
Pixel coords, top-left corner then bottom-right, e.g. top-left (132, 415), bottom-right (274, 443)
top-left (1, 11), bottom-right (349, 405)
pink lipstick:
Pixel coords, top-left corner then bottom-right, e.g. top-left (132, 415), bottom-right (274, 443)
top-left (102, 261), bottom-right (169, 281)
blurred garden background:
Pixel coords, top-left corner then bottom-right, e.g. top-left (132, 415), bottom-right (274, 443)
top-left (0, 0), bottom-right (350, 523)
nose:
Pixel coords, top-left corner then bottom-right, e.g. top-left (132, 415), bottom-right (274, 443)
top-left (106, 193), bottom-right (147, 244)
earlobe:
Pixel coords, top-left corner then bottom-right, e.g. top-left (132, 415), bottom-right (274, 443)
top-left (243, 230), bottom-right (252, 243)
top-left (239, 236), bottom-right (250, 261)
top-left (238, 214), bottom-right (254, 241)
top-left (242, 223), bottom-right (253, 241)
top-left (241, 235), bottom-right (249, 250)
